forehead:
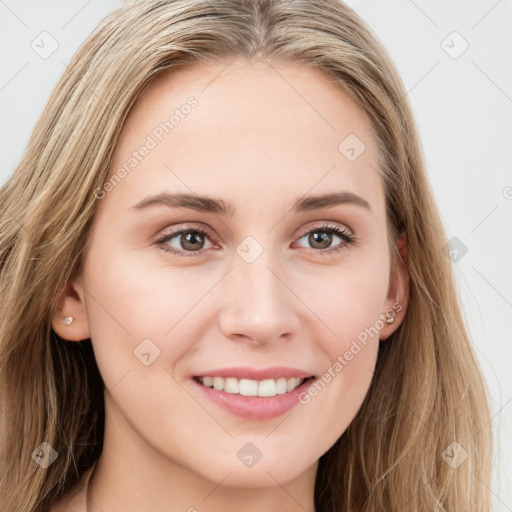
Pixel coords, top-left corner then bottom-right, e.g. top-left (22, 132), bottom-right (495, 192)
top-left (104, 58), bottom-right (383, 215)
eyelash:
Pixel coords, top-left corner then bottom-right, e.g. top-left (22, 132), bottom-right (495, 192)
top-left (155, 222), bottom-right (357, 258)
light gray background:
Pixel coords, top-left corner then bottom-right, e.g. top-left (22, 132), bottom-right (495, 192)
top-left (1, 0), bottom-right (511, 508)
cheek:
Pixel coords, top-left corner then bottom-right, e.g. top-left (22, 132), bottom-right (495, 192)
top-left (82, 243), bottom-right (215, 380)
top-left (298, 258), bottom-right (388, 406)
top-left (309, 258), bottom-right (389, 350)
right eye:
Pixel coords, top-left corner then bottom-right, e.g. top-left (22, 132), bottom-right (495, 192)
top-left (155, 225), bottom-right (218, 257)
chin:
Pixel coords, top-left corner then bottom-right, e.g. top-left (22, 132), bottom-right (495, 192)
top-left (197, 451), bottom-right (315, 488)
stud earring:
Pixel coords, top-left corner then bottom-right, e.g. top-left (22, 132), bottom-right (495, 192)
top-left (385, 313), bottom-right (395, 324)
top-left (380, 311), bottom-right (396, 324)
top-left (62, 316), bottom-right (74, 326)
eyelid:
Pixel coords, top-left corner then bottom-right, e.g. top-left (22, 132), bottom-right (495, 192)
top-left (294, 220), bottom-right (354, 240)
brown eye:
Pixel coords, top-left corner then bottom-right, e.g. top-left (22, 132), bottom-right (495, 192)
top-left (307, 231), bottom-right (334, 250)
top-left (294, 223), bottom-right (356, 257)
top-left (179, 230), bottom-right (206, 251)
top-left (156, 226), bottom-right (216, 257)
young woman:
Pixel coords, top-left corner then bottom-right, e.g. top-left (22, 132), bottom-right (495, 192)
top-left (0, 0), bottom-right (493, 511)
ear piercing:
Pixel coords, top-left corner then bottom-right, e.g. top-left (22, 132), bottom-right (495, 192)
top-left (386, 314), bottom-right (395, 324)
top-left (381, 311), bottom-right (396, 324)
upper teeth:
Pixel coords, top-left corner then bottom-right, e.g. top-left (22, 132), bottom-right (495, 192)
top-left (198, 376), bottom-right (306, 397)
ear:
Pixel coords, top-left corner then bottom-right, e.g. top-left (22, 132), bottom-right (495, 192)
top-left (380, 229), bottom-right (409, 341)
top-left (51, 275), bottom-right (91, 342)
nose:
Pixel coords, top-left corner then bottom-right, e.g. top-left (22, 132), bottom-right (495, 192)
top-left (218, 251), bottom-right (301, 346)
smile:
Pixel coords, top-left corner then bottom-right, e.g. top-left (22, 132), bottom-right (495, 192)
top-left (192, 374), bottom-right (317, 420)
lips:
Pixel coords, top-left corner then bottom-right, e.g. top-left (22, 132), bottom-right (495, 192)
top-left (191, 366), bottom-right (317, 420)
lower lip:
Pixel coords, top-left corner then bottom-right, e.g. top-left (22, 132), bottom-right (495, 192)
top-left (192, 377), bottom-right (316, 420)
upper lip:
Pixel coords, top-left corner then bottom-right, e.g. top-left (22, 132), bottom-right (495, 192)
top-left (193, 366), bottom-right (315, 380)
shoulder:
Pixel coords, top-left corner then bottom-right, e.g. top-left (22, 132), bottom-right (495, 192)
top-left (49, 463), bottom-right (96, 512)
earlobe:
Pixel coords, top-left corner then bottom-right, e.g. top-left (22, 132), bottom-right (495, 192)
top-left (51, 278), bottom-right (90, 342)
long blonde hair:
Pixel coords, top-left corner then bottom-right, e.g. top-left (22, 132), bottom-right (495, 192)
top-left (0, 1), bottom-right (493, 510)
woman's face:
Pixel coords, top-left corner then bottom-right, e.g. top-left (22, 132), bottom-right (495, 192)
top-left (54, 58), bottom-right (407, 490)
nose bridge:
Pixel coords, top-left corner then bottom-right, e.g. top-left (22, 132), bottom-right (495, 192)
top-left (238, 254), bottom-right (282, 310)
top-left (219, 241), bottom-right (300, 343)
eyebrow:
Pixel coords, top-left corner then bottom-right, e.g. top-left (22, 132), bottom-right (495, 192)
top-left (129, 191), bottom-right (371, 215)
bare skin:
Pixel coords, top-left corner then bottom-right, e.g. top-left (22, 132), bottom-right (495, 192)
top-left (51, 58), bottom-right (408, 512)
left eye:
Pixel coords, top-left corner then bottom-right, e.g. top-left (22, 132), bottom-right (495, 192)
top-left (294, 224), bottom-right (356, 255)
top-left (156, 223), bottom-right (356, 257)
